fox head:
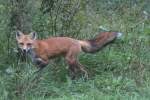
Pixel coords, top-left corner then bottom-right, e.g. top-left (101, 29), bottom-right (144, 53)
top-left (16, 31), bottom-right (37, 53)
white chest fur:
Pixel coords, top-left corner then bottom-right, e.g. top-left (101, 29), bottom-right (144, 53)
top-left (28, 49), bottom-right (45, 65)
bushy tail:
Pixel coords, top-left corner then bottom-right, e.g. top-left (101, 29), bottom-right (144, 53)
top-left (79, 32), bottom-right (122, 53)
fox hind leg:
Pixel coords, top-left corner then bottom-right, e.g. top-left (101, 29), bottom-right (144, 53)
top-left (65, 46), bottom-right (88, 79)
top-left (65, 56), bottom-right (78, 79)
top-left (77, 62), bottom-right (88, 79)
top-left (66, 59), bottom-right (88, 79)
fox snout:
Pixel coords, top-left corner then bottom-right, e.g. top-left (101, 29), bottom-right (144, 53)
top-left (21, 46), bottom-right (31, 53)
top-left (22, 49), bottom-right (27, 53)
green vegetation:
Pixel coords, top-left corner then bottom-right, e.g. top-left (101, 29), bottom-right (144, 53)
top-left (0, 0), bottom-right (149, 100)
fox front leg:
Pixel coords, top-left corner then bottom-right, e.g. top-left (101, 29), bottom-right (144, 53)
top-left (32, 58), bottom-right (49, 74)
top-left (34, 58), bottom-right (49, 69)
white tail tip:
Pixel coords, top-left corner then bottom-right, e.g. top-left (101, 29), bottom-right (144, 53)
top-left (117, 32), bottom-right (123, 38)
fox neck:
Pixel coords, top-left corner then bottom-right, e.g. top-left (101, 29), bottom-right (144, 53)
top-left (27, 41), bottom-right (39, 62)
top-left (27, 48), bottom-right (37, 62)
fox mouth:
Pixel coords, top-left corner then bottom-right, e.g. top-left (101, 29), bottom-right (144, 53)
top-left (21, 48), bottom-right (31, 53)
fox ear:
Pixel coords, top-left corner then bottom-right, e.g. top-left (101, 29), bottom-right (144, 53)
top-left (30, 32), bottom-right (37, 40)
top-left (16, 31), bottom-right (23, 40)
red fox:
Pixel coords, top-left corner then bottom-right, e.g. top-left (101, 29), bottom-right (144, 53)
top-left (16, 31), bottom-right (122, 79)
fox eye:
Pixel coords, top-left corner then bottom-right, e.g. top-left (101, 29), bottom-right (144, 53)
top-left (19, 43), bottom-right (24, 45)
top-left (27, 43), bottom-right (32, 46)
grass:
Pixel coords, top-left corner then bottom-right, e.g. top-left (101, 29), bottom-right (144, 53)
top-left (0, 0), bottom-right (150, 100)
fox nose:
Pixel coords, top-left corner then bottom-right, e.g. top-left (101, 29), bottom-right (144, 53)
top-left (22, 49), bottom-right (27, 53)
